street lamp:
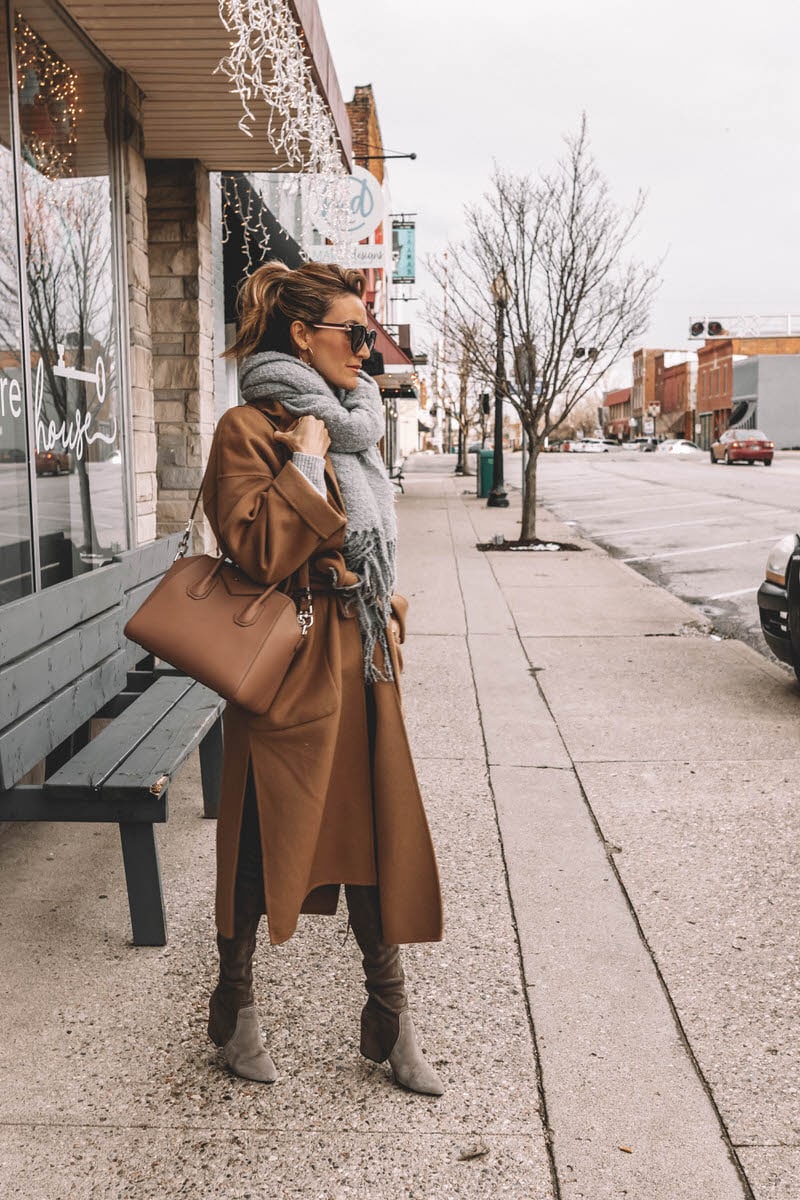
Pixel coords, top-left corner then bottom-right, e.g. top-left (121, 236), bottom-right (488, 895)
top-left (487, 269), bottom-right (511, 507)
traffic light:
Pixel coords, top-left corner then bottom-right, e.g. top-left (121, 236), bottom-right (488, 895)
top-left (689, 320), bottom-right (724, 338)
top-left (480, 393), bottom-right (491, 415)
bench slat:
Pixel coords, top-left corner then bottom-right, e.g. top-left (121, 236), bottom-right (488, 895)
top-left (0, 784), bottom-right (166, 823)
top-left (0, 652), bottom-right (128, 789)
top-left (122, 577), bottom-right (170, 669)
top-left (43, 675), bottom-right (198, 793)
top-left (0, 611), bottom-right (124, 727)
top-left (114, 534), bottom-right (181, 592)
top-left (101, 684), bottom-right (223, 802)
top-left (0, 566), bottom-right (122, 668)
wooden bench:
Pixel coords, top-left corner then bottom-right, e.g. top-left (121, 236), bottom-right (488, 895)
top-left (0, 535), bottom-right (224, 946)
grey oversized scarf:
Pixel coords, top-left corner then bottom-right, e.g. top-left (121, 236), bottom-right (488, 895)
top-left (239, 351), bottom-right (397, 683)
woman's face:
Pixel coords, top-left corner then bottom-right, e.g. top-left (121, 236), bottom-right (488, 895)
top-left (298, 293), bottom-right (372, 391)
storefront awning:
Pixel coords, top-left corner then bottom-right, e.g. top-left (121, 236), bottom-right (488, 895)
top-left (60, 1), bottom-right (352, 171)
top-left (367, 314), bottom-right (412, 367)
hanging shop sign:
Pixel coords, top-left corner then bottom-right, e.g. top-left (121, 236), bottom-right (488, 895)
top-left (391, 220), bottom-right (415, 284)
top-left (309, 166), bottom-right (385, 240)
top-left (311, 243), bottom-right (386, 269)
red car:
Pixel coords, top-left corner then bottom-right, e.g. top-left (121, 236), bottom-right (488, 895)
top-left (35, 449), bottom-right (74, 475)
top-left (710, 429), bottom-right (774, 466)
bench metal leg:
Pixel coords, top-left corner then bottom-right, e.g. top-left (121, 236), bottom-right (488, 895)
top-left (119, 823), bottom-right (167, 946)
top-left (199, 716), bottom-right (223, 819)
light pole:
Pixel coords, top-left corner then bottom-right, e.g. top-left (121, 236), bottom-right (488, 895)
top-left (487, 269), bottom-right (510, 508)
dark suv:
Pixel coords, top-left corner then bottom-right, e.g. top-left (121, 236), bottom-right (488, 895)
top-left (758, 534), bottom-right (800, 679)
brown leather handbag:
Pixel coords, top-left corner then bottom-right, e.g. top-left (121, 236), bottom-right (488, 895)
top-left (124, 486), bottom-right (313, 715)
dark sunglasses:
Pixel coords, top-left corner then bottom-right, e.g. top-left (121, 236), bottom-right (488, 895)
top-left (311, 322), bottom-right (377, 354)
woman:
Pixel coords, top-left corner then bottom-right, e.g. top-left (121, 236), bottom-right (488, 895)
top-left (202, 261), bottom-right (444, 1095)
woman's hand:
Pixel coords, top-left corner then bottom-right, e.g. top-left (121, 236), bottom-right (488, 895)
top-left (389, 617), bottom-right (401, 643)
top-left (275, 416), bottom-right (330, 458)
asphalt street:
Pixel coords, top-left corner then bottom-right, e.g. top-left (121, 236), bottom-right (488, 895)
top-left (529, 449), bottom-right (800, 664)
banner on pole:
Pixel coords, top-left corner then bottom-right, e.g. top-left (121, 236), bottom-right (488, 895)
top-left (392, 221), bottom-right (415, 284)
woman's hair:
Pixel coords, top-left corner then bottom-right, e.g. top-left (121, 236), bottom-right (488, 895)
top-left (224, 261), bottom-right (367, 360)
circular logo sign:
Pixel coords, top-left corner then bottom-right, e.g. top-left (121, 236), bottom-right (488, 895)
top-left (310, 166), bottom-right (385, 240)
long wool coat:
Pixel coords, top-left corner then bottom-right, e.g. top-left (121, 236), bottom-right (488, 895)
top-left (202, 397), bottom-right (443, 946)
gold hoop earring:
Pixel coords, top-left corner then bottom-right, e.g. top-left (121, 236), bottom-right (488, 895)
top-left (300, 346), bottom-right (314, 364)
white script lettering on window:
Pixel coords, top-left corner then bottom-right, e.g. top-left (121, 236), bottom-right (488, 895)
top-left (1, 346), bottom-right (118, 459)
top-left (35, 345), bottom-right (117, 460)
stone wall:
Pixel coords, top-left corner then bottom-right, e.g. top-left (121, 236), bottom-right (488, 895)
top-left (121, 76), bottom-right (157, 545)
top-left (146, 160), bottom-right (216, 552)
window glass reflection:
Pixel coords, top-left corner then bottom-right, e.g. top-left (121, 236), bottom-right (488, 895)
top-left (16, 4), bottom-right (128, 588)
top-left (0, 4), bottom-right (32, 605)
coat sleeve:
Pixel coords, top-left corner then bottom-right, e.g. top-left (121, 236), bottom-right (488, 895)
top-left (204, 409), bottom-right (346, 586)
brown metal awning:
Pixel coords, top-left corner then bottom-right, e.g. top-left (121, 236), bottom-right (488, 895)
top-left (59, 0), bottom-right (352, 171)
top-left (367, 313), bottom-right (412, 368)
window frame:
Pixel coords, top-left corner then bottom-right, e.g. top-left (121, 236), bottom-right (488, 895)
top-left (2, 0), bottom-right (133, 597)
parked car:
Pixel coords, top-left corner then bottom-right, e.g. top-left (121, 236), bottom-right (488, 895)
top-left (758, 533), bottom-right (800, 678)
top-left (35, 449), bottom-right (74, 475)
top-left (571, 438), bottom-right (609, 453)
top-left (658, 439), bottom-right (703, 457)
top-left (622, 436), bottom-right (657, 452)
top-left (710, 429), bottom-right (774, 466)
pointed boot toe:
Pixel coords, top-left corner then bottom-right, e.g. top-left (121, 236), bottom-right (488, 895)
top-left (222, 1005), bottom-right (277, 1084)
top-left (389, 1011), bottom-right (444, 1097)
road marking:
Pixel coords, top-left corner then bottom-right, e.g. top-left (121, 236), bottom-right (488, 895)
top-left (542, 498), bottom-right (728, 518)
top-left (709, 587), bottom-right (758, 600)
top-left (589, 508), bottom-right (796, 538)
top-left (622, 536), bottom-right (779, 563)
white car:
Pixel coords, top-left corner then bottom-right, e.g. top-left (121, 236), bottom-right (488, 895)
top-left (663, 439), bottom-right (703, 457)
top-left (572, 438), bottom-right (609, 454)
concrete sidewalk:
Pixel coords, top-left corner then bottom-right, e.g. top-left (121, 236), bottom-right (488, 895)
top-left (1, 456), bottom-right (797, 1199)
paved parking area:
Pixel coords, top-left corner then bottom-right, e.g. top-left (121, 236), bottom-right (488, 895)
top-left (533, 450), bottom-right (800, 660)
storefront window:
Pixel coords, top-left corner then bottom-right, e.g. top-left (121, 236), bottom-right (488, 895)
top-left (0, 3), bottom-right (32, 605)
top-left (15, 2), bottom-right (128, 589)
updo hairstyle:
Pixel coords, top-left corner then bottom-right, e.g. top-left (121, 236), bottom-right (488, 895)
top-left (224, 261), bottom-right (367, 361)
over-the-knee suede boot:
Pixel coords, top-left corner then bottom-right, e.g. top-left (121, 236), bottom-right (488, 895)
top-left (345, 884), bottom-right (443, 1096)
top-left (208, 880), bottom-right (276, 1083)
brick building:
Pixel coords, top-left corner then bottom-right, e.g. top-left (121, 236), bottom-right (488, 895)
top-left (602, 387), bottom-right (632, 439)
top-left (696, 336), bottom-right (800, 447)
top-left (655, 355), bottom-right (697, 441)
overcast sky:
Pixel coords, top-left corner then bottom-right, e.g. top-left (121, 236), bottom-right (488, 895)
top-left (319, 0), bottom-right (800, 378)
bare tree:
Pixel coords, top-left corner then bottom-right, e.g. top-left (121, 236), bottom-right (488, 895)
top-left (427, 116), bottom-right (659, 539)
top-left (551, 392), bottom-right (602, 440)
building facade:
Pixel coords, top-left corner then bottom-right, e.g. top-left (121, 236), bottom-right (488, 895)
top-left (696, 336), bottom-right (800, 447)
top-left (602, 387), bottom-right (632, 439)
top-left (731, 355), bottom-right (800, 448)
top-left (655, 354), bottom-right (697, 440)
top-left (0, 0), bottom-right (351, 610)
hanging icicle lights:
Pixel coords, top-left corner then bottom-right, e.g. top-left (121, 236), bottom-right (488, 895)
top-left (216, 0), bottom-right (343, 175)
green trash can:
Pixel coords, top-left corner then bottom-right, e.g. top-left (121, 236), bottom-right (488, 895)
top-left (477, 448), bottom-right (494, 498)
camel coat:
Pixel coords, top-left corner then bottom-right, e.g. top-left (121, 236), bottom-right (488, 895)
top-left (202, 398), bottom-right (443, 946)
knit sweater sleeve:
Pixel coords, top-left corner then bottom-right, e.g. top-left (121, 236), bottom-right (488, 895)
top-left (292, 452), bottom-right (327, 498)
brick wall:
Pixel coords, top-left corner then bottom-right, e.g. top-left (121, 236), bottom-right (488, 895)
top-left (146, 160), bottom-right (216, 552)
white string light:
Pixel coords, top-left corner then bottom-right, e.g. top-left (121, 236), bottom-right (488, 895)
top-left (216, 0), bottom-right (343, 175)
